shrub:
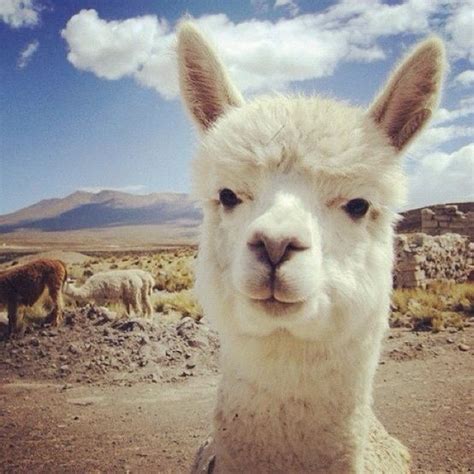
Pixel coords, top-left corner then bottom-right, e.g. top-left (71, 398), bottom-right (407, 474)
top-left (152, 289), bottom-right (202, 321)
top-left (391, 283), bottom-right (473, 332)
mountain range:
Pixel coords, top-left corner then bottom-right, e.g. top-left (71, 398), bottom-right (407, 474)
top-left (0, 191), bottom-right (202, 247)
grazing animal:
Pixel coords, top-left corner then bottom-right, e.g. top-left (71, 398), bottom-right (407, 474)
top-left (0, 259), bottom-right (67, 336)
top-left (177, 23), bottom-right (445, 473)
top-left (129, 269), bottom-right (155, 317)
top-left (65, 269), bottom-right (154, 317)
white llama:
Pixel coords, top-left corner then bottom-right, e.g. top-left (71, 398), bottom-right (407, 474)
top-left (177, 23), bottom-right (445, 473)
top-left (65, 269), bottom-right (153, 317)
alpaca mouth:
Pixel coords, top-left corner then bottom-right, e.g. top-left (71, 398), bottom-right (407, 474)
top-left (253, 296), bottom-right (303, 316)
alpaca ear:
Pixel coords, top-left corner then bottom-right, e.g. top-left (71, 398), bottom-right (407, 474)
top-left (177, 22), bottom-right (243, 132)
top-left (368, 37), bottom-right (445, 152)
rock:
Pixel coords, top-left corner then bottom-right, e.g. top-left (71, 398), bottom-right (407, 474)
top-left (60, 364), bottom-right (70, 372)
top-left (30, 337), bottom-right (40, 347)
top-left (113, 320), bottom-right (145, 332)
top-left (394, 232), bottom-right (471, 289)
top-left (187, 337), bottom-right (208, 349)
top-left (68, 344), bottom-right (80, 354)
top-left (176, 317), bottom-right (196, 337)
top-left (446, 337), bottom-right (455, 344)
top-left (68, 398), bottom-right (94, 406)
top-left (458, 344), bottom-right (470, 352)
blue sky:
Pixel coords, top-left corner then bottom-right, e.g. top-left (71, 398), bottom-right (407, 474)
top-left (1, 0), bottom-right (473, 215)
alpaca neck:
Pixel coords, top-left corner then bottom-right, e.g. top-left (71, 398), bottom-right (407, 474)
top-left (65, 283), bottom-right (87, 300)
top-left (214, 325), bottom-right (384, 473)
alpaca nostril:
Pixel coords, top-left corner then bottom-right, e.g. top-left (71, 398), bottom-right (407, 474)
top-left (247, 240), bottom-right (271, 266)
top-left (248, 234), bottom-right (309, 267)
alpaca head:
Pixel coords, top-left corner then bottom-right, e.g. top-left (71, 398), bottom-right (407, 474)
top-left (178, 24), bottom-right (445, 343)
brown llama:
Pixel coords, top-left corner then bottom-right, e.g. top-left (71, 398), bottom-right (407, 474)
top-left (0, 259), bottom-right (67, 336)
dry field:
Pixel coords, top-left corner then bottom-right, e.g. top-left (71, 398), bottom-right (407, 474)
top-left (0, 248), bottom-right (473, 473)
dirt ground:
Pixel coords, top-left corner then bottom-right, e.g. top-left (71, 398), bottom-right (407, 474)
top-left (1, 323), bottom-right (473, 473)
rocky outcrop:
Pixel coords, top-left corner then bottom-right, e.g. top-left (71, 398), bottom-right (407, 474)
top-left (394, 233), bottom-right (473, 288)
top-left (398, 203), bottom-right (474, 241)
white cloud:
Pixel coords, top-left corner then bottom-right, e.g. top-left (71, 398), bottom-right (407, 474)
top-left (251, 0), bottom-right (271, 14)
top-left (409, 124), bottom-right (474, 158)
top-left (405, 96), bottom-right (474, 157)
top-left (17, 39), bottom-right (39, 68)
top-left (322, 0), bottom-right (438, 37)
top-left (61, 2), bottom-right (474, 101)
top-left (274, 0), bottom-right (300, 17)
top-left (0, 0), bottom-right (41, 28)
top-left (433, 99), bottom-right (474, 125)
top-left (61, 10), bottom-right (169, 80)
top-left (79, 185), bottom-right (147, 194)
top-left (444, 1), bottom-right (474, 63)
top-left (406, 143), bottom-right (474, 209)
top-left (57, 2), bottom-right (438, 100)
top-left (454, 69), bottom-right (474, 87)
top-left (459, 96), bottom-right (474, 109)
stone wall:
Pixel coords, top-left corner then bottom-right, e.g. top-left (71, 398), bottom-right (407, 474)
top-left (394, 233), bottom-right (473, 288)
top-left (398, 203), bottom-right (474, 241)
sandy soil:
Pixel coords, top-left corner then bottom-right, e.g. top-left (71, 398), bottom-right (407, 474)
top-left (0, 324), bottom-right (473, 473)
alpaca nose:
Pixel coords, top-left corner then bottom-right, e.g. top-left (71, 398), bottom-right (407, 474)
top-left (248, 232), bottom-right (309, 267)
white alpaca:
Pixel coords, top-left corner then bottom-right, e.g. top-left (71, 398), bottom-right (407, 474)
top-left (65, 269), bottom-right (153, 317)
top-left (177, 23), bottom-right (445, 473)
top-left (130, 269), bottom-right (155, 316)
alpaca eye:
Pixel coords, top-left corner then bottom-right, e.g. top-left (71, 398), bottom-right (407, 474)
top-left (344, 198), bottom-right (370, 218)
top-left (219, 188), bottom-right (241, 209)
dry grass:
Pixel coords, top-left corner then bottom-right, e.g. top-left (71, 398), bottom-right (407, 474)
top-left (21, 291), bottom-right (57, 325)
top-left (6, 247), bottom-right (471, 333)
top-left (66, 248), bottom-right (197, 290)
top-left (153, 251), bottom-right (195, 292)
top-left (152, 289), bottom-right (202, 321)
top-left (47, 248), bottom-right (198, 320)
top-left (391, 282), bottom-right (473, 332)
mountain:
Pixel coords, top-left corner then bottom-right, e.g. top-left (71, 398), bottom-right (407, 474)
top-left (0, 191), bottom-right (202, 245)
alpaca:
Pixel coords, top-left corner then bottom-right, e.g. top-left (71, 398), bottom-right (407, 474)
top-left (65, 269), bottom-right (153, 317)
top-left (0, 259), bottom-right (67, 336)
top-left (129, 269), bottom-right (155, 316)
top-left (177, 23), bottom-right (445, 473)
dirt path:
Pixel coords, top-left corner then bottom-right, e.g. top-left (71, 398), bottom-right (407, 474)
top-left (1, 333), bottom-right (473, 474)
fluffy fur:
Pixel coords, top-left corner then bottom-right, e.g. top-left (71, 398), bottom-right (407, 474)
top-left (177, 22), bottom-right (445, 473)
top-left (131, 269), bottom-right (155, 317)
top-left (0, 259), bottom-right (67, 336)
top-left (65, 269), bottom-right (154, 317)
